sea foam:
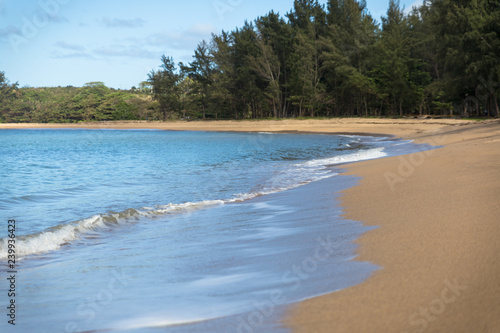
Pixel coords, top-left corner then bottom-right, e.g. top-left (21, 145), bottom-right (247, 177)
top-left (0, 146), bottom-right (386, 260)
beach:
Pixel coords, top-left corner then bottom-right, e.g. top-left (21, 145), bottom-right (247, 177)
top-left (0, 118), bottom-right (473, 136)
top-left (2, 118), bottom-right (499, 332)
top-left (287, 119), bottom-right (500, 332)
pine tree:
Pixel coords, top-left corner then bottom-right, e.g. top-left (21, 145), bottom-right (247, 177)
top-left (148, 55), bottom-right (181, 119)
top-left (287, 0), bottom-right (327, 117)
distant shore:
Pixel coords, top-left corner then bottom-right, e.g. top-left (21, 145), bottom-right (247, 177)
top-left (4, 118), bottom-right (500, 332)
top-left (0, 118), bottom-right (483, 138)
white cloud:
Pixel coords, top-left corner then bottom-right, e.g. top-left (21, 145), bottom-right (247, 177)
top-left (52, 40), bottom-right (157, 60)
top-left (0, 25), bottom-right (20, 38)
top-left (405, 0), bottom-right (424, 14)
top-left (142, 23), bottom-right (217, 50)
top-left (52, 51), bottom-right (95, 60)
top-left (93, 44), bottom-right (157, 59)
top-left (55, 41), bottom-right (86, 52)
top-left (48, 14), bottom-right (69, 23)
top-left (0, 0), bottom-right (6, 17)
top-left (51, 22), bottom-right (218, 65)
top-left (100, 17), bottom-right (145, 28)
top-left (188, 23), bottom-right (217, 35)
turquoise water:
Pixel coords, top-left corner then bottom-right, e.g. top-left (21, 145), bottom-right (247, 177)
top-left (0, 129), bottom-right (432, 332)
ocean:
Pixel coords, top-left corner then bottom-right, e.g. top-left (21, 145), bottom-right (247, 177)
top-left (0, 129), bottom-right (433, 332)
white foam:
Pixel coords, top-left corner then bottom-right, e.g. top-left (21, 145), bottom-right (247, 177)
top-left (300, 147), bottom-right (387, 167)
top-left (0, 148), bottom-right (388, 261)
top-left (189, 274), bottom-right (251, 288)
top-left (0, 200), bottom-right (226, 260)
top-left (154, 200), bottom-right (224, 214)
top-left (229, 148), bottom-right (387, 203)
top-left (112, 316), bottom-right (208, 330)
top-left (0, 215), bottom-right (109, 260)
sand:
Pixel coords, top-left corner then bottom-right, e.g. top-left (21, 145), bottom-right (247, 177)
top-left (3, 118), bottom-right (500, 332)
top-left (286, 120), bottom-right (500, 333)
top-left (0, 118), bottom-right (475, 136)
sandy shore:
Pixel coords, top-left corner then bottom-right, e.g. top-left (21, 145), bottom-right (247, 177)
top-left (287, 119), bottom-right (500, 332)
top-left (0, 118), bottom-right (476, 137)
top-left (3, 118), bottom-right (499, 332)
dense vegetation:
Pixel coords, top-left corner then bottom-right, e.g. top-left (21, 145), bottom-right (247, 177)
top-left (1, 0), bottom-right (499, 123)
top-left (149, 0), bottom-right (500, 119)
top-left (0, 77), bottom-right (155, 123)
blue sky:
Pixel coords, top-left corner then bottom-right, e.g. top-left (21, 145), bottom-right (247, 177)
top-left (0, 0), bottom-right (422, 89)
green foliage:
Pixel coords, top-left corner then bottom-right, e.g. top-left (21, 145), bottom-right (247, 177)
top-left (0, 72), bottom-right (19, 122)
top-left (2, 0), bottom-right (499, 122)
top-left (148, 56), bottom-right (181, 119)
top-left (0, 79), bottom-right (154, 123)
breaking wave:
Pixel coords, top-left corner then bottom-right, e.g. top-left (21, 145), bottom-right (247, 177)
top-left (0, 147), bottom-right (386, 260)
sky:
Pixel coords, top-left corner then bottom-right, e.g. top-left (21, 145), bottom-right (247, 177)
top-left (0, 0), bottom-right (422, 89)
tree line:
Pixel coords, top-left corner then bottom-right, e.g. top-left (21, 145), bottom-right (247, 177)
top-left (149, 0), bottom-right (500, 119)
top-left (1, 0), bottom-right (498, 123)
top-left (0, 79), bottom-right (158, 123)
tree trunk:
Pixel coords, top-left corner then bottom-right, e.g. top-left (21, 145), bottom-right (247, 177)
top-left (494, 94), bottom-right (500, 117)
top-left (364, 95), bottom-right (368, 117)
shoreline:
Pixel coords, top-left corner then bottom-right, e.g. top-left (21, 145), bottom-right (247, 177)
top-left (0, 118), bottom-right (483, 135)
top-left (4, 118), bottom-right (499, 332)
top-left (286, 120), bottom-right (500, 332)
top-left (0, 118), bottom-right (486, 144)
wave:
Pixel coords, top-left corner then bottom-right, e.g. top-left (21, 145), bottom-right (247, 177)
top-left (0, 201), bottom-right (224, 260)
top-left (0, 147), bottom-right (387, 260)
top-left (300, 147), bottom-right (387, 167)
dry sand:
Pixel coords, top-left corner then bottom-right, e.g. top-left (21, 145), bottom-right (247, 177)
top-left (0, 118), bottom-right (475, 136)
top-left (3, 118), bottom-right (499, 332)
top-left (286, 119), bottom-right (500, 333)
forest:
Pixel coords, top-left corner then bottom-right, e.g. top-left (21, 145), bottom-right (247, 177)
top-left (0, 77), bottom-right (155, 123)
top-left (1, 0), bottom-right (499, 123)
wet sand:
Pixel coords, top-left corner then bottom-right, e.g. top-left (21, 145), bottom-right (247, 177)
top-left (287, 119), bottom-right (500, 332)
top-left (4, 118), bottom-right (500, 332)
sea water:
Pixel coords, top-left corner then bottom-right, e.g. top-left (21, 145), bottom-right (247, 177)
top-left (0, 129), bottom-right (433, 332)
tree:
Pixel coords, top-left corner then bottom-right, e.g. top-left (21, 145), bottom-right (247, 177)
top-left (139, 81), bottom-right (152, 93)
top-left (287, 0), bottom-right (327, 117)
top-left (230, 22), bottom-right (265, 118)
top-left (181, 41), bottom-right (218, 119)
top-left (249, 13), bottom-right (285, 118)
top-left (148, 55), bottom-right (181, 119)
top-left (0, 72), bottom-right (18, 122)
top-left (322, 0), bottom-right (378, 116)
top-left (375, 0), bottom-right (415, 116)
top-left (210, 31), bottom-right (237, 119)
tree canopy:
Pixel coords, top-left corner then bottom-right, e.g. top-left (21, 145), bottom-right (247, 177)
top-left (149, 0), bottom-right (500, 119)
top-left (0, 77), bottom-right (156, 123)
